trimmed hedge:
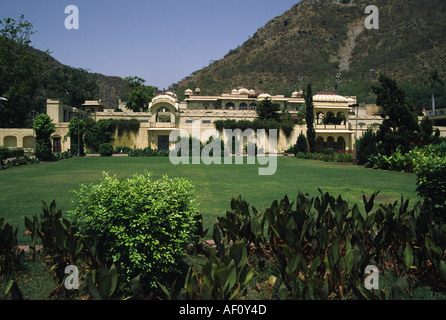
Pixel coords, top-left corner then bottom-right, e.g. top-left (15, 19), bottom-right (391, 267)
top-left (99, 143), bottom-right (114, 157)
top-left (128, 148), bottom-right (169, 157)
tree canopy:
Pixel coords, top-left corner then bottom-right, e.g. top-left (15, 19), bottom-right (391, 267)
top-left (0, 15), bottom-right (48, 128)
top-left (256, 97), bottom-right (280, 121)
top-left (124, 76), bottom-right (157, 112)
top-left (373, 75), bottom-right (421, 155)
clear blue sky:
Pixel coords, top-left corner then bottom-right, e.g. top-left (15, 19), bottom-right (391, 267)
top-left (1, 0), bottom-right (300, 90)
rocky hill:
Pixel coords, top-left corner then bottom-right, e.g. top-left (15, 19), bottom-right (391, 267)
top-left (170, 0), bottom-right (446, 103)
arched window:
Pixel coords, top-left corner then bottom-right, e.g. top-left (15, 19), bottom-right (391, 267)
top-left (239, 102), bottom-right (248, 110)
top-left (337, 112), bottom-right (346, 125)
top-left (249, 103), bottom-right (257, 110)
top-left (324, 112), bottom-right (335, 125)
top-left (3, 136), bottom-right (17, 148)
top-left (316, 136), bottom-right (324, 153)
top-left (225, 102), bottom-right (235, 109)
top-left (326, 136), bottom-right (335, 150)
top-left (23, 136), bottom-right (34, 149)
top-left (337, 136), bottom-right (346, 151)
top-left (316, 112), bottom-right (324, 125)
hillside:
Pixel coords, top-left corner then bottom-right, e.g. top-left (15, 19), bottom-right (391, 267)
top-left (170, 0), bottom-right (446, 103)
top-left (33, 48), bottom-right (130, 109)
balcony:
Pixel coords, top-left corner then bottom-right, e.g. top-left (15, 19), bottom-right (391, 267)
top-left (149, 122), bottom-right (176, 128)
top-left (314, 123), bottom-right (349, 130)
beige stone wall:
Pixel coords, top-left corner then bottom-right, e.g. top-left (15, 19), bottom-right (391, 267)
top-left (2, 99), bottom-right (446, 156)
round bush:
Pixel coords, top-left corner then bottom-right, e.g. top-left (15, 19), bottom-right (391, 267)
top-left (99, 143), bottom-right (114, 157)
top-left (70, 172), bottom-right (200, 293)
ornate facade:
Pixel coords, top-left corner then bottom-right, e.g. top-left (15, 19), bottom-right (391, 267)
top-left (0, 88), bottom-right (379, 154)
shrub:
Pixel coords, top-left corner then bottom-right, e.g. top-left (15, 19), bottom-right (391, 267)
top-left (206, 190), bottom-right (445, 300)
top-left (0, 146), bottom-right (8, 168)
top-left (99, 143), bottom-right (114, 157)
top-left (128, 147), bottom-right (169, 157)
top-left (7, 148), bottom-right (25, 159)
top-left (293, 132), bottom-right (308, 155)
top-left (357, 129), bottom-right (378, 165)
top-left (295, 151), bottom-right (353, 163)
top-left (414, 153), bottom-right (446, 217)
top-left (114, 146), bottom-right (132, 154)
top-left (70, 172), bottom-right (200, 292)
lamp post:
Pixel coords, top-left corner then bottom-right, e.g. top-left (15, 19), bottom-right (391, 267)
top-left (336, 72), bottom-right (341, 90)
top-left (350, 103), bottom-right (359, 164)
top-left (72, 107), bottom-right (80, 157)
top-left (29, 110), bottom-right (39, 155)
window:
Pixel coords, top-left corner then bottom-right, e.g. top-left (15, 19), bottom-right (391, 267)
top-left (225, 102), bottom-right (235, 109)
top-left (202, 120), bottom-right (211, 124)
top-left (239, 103), bottom-right (248, 110)
top-left (185, 120), bottom-right (194, 123)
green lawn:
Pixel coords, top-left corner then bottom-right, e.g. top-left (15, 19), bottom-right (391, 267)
top-left (0, 156), bottom-right (421, 245)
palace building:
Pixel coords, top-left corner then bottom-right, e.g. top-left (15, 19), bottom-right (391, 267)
top-left (0, 87), bottom-right (394, 154)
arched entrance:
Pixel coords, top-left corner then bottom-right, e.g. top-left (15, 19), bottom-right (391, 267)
top-left (336, 136), bottom-right (346, 152)
top-left (326, 136), bottom-right (335, 150)
top-left (316, 136), bottom-right (324, 153)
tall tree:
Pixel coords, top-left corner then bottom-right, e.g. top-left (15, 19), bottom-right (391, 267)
top-left (124, 76), bottom-right (157, 112)
top-left (303, 84), bottom-right (316, 153)
top-left (0, 15), bottom-right (49, 128)
top-left (372, 75), bottom-right (420, 155)
top-left (256, 97), bottom-right (280, 121)
top-left (33, 114), bottom-right (55, 161)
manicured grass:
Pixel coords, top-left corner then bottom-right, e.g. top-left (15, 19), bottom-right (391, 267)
top-left (0, 156), bottom-right (421, 245)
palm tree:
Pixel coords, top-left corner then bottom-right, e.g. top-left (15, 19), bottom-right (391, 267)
top-left (426, 69), bottom-right (444, 115)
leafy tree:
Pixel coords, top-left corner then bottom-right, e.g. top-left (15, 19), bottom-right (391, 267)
top-left (256, 97), bottom-right (280, 121)
top-left (124, 76), bottom-right (157, 112)
top-left (373, 75), bottom-right (420, 155)
top-left (33, 114), bottom-right (55, 161)
top-left (68, 117), bottom-right (86, 156)
top-left (303, 84), bottom-right (316, 153)
top-left (0, 15), bottom-right (49, 128)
